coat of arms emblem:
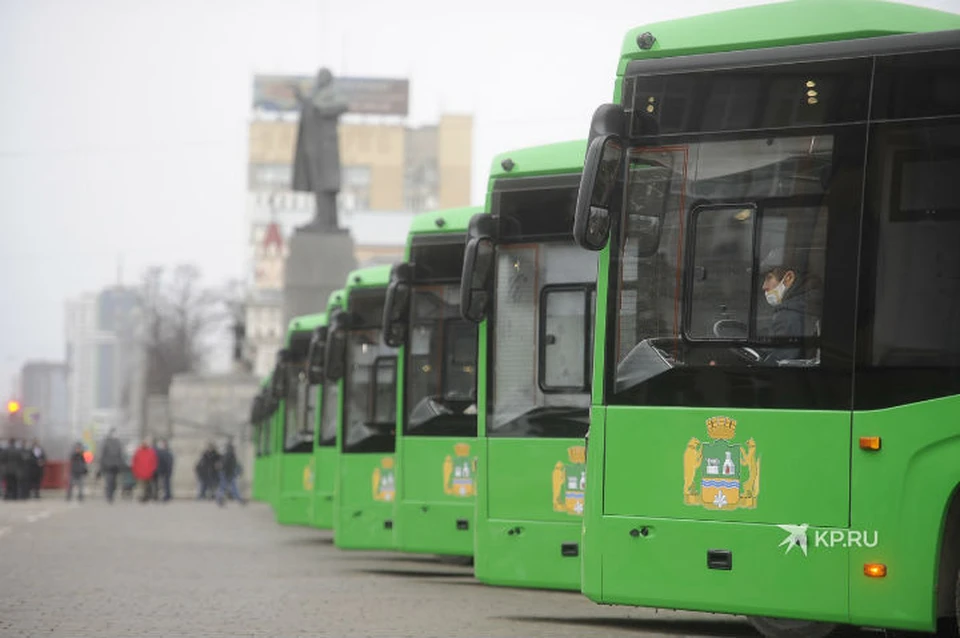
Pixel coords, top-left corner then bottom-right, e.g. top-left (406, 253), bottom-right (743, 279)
top-left (443, 443), bottom-right (474, 497)
top-left (552, 446), bottom-right (586, 516)
top-left (372, 456), bottom-right (396, 502)
top-left (302, 458), bottom-right (315, 491)
top-left (683, 417), bottom-right (760, 510)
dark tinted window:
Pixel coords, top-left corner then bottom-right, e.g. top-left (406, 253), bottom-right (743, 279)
top-left (856, 120), bottom-right (960, 407)
top-left (410, 238), bottom-right (466, 282)
top-left (348, 288), bottom-right (387, 329)
top-left (872, 48), bottom-right (960, 121)
top-left (625, 58), bottom-right (872, 137)
top-left (495, 183), bottom-right (579, 242)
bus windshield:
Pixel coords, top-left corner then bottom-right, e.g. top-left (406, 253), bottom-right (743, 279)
top-left (490, 242), bottom-right (595, 437)
top-left (615, 134), bottom-right (836, 395)
top-left (404, 284), bottom-right (477, 436)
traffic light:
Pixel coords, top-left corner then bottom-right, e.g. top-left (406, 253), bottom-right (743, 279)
top-left (7, 399), bottom-right (21, 414)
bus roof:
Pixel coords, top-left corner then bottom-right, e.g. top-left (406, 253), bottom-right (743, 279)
top-left (285, 312), bottom-right (326, 344)
top-left (488, 139), bottom-right (587, 181)
top-left (407, 206), bottom-right (484, 237)
top-left (326, 288), bottom-right (345, 312)
top-left (618, 0), bottom-right (960, 73)
top-left (344, 264), bottom-right (393, 291)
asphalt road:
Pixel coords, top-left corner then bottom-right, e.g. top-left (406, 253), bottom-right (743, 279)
top-left (0, 493), bottom-right (886, 637)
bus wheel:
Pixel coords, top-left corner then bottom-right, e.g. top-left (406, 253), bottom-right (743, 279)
top-left (747, 616), bottom-right (838, 638)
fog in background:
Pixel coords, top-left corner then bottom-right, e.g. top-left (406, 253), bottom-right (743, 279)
top-left (2, 0), bottom-right (958, 388)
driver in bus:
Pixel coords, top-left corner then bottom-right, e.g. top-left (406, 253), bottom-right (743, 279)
top-left (759, 247), bottom-right (822, 363)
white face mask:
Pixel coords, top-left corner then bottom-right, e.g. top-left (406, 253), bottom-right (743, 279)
top-left (765, 279), bottom-right (787, 306)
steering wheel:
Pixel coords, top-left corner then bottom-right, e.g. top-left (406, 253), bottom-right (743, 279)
top-left (712, 320), bottom-right (763, 364)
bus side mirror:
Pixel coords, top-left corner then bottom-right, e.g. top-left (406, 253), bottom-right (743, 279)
top-left (305, 326), bottom-right (328, 385)
top-left (574, 134), bottom-right (624, 251)
top-left (460, 236), bottom-right (495, 323)
top-left (324, 311), bottom-right (349, 381)
top-left (383, 263), bottom-right (413, 348)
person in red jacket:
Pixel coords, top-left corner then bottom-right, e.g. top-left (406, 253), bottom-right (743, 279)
top-left (131, 440), bottom-right (158, 503)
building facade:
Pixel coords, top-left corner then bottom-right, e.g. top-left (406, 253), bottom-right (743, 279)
top-left (65, 286), bottom-right (145, 446)
top-left (19, 361), bottom-right (70, 458)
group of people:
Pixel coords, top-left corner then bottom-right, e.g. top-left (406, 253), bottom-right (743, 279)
top-left (195, 440), bottom-right (245, 506)
top-left (77, 430), bottom-right (175, 503)
top-left (0, 439), bottom-right (46, 500)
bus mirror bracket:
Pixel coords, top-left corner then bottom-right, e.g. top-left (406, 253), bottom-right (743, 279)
top-left (305, 325), bottom-right (328, 385)
top-left (460, 235), bottom-right (496, 324)
top-left (324, 310), bottom-right (350, 382)
top-left (574, 132), bottom-right (624, 251)
top-left (271, 348), bottom-right (290, 398)
top-left (383, 262), bottom-right (413, 348)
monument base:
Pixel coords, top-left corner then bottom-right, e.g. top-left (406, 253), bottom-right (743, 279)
top-left (283, 229), bottom-right (357, 325)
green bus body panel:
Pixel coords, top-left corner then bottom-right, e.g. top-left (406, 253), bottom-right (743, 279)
top-left (309, 290), bottom-right (342, 529)
top-left (274, 312), bottom-right (328, 526)
top-left (616, 0), bottom-right (960, 74)
top-left (405, 206), bottom-right (481, 235)
top-left (848, 396), bottom-right (960, 632)
top-left (595, 514), bottom-right (850, 622)
top-left (474, 140), bottom-right (588, 591)
top-left (285, 312), bottom-right (325, 342)
top-left (275, 452), bottom-right (313, 526)
top-left (334, 453), bottom-right (396, 550)
top-left (252, 457), bottom-right (266, 501)
top-left (394, 437), bottom-right (475, 556)
top-left (334, 269), bottom-right (394, 550)
top-left (488, 140), bottom-right (587, 180)
top-left (345, 264), bottom-right (392, 289)
top-left (487, 438), bottom-right (587, 523)
top-left (475, 438), bottom-right (583, 590)
top-left (311, 447), bottom-right (337, 529)
top-left (392, 207), bottom-right (482, 556)
top-left (602, 407), bottom-right (850, 527)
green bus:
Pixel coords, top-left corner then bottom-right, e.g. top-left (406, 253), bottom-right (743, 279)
top-left (325, 265), bottom-right (399, 550)
top-left (309, 289), bottom-right (345, 530)
top-left (572, 2), bottom-right (960, 635)
top-left (272, 313), bottom-right (326, 525)
top-left (250, 377), bottom-right (275, 502)
top-left (460, 140), bottom-right (594, 589)
top-left (382, 206), bottom-right (481, 556)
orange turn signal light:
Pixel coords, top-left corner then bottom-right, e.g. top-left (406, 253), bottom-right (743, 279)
top-left (859, 436), bottom-right (881, 451)
top-left (864, 563), bottom-right (887, 578)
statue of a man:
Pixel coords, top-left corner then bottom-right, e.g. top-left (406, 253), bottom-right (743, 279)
top-left (291, 68), bottom-right (349, 232)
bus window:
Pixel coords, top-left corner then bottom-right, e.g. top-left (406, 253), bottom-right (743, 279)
top-left (317, 381), bottom-right (338, 447)
top-left (490, 243), bottom-right (595, 437)
top-left (540, 285), bottom-right (592, 392)
top-left (857, 120), bottom-right (960, 407)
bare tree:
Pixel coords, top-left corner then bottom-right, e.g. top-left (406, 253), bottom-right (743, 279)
top-left (140, 265), bottom-right (227, 396)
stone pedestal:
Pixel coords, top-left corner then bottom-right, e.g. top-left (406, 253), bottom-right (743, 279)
top-left (284, 230), bottom-right (357, 325)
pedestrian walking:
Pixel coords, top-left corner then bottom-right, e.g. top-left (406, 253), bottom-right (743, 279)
top-left (97, 428), bottom-right (124, 503)
top-left (28, 439), bottom-right (46, 498)
top-left (66, 443), bottom-right (89, 502)
top-left (215, 439), bottom-right (245, 506)
top-left (131, 440), bottom-right (158, 503)
top-left (155, 439), bottom-right (174, 502)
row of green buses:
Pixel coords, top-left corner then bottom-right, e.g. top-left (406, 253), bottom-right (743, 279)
top-left (251, 1), bottom-right (960, 635)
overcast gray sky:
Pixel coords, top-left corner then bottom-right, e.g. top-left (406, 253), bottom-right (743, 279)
top-left (1, 0), bottom-right (959, 391)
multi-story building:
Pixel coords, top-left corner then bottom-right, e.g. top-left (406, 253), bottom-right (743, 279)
top-left (243, 74), bottom-right (474, 378)
top-left (19, 361), bottom-right (70, 458)
top-left (64, 286), bottom-right (145, 445)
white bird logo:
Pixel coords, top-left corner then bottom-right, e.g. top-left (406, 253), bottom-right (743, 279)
top-left (777, 524), bottom-right (809, 556)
